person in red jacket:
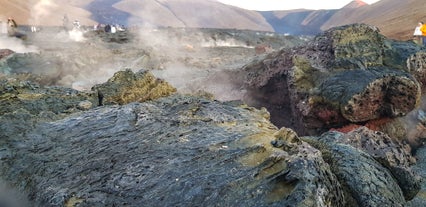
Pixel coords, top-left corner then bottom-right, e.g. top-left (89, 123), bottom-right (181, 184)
top-left (420, 21), bottom-right (426, 46)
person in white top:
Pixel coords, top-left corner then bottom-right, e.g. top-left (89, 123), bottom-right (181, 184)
top-left (414, 22), bottom-right (423, 45)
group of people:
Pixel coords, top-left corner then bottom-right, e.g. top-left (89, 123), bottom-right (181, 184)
top-left (414, 22), bottom-right (426, 46)
top-left (94, 23), bottom-right (126, 33)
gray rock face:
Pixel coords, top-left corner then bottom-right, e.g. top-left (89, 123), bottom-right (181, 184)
top-left (327, 143), bottom-right (405, 206)
top-left (304, 126), bottom-right (421, 206)
top-left (0, 94), bottom-right (343, 207)
top-left (0, 76), bottom-right (96, 116)
top-left (408, 146), bottom-right (426, 206)
top-left (315, 127), bottom-right (419, 200)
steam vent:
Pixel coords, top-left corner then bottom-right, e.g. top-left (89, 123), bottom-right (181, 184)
top-left (1, 23), bottom-right (426, 207)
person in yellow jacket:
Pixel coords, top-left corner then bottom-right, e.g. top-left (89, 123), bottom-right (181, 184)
top-left (420, 21), bottom-right (426, 46)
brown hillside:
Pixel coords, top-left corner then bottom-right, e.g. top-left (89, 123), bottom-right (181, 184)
top-left (0, 0), bottom-right (95, 26)
top-left (1, 0), bottom-right (425, 40)
top-left (112, 0), bottom-right (186, 27)
top-left (114, 0), bottom-right (273, 31)
top-left (323, 0), bottom-right (426, 40)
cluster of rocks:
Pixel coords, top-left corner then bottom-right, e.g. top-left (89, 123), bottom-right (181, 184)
top-left (239, 24), bottom-right (425, 136)
top-left (0, 24), bottom-right (425, 206)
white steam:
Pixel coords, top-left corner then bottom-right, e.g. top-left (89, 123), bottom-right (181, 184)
top-left (200, 38), bottom-right (253, 48)
top-left (0, 21), bottom-right (7, 34)
top-left (30, 0), bottom-right (56, 25)
top-left (136, 27), bottom-right (250, 101)
top-left (68, 29), bottom-right (86, 42)
top-left (0, 36), bottom-right (38, 53)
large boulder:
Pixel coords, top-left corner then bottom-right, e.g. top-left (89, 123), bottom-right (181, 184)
top-left (318, 67), bottom-right (420, 122)
top-left (92, 69), bottom-right (177, 105)
top-left (314, 127), bottom-right (419, 200)
top-left (0, 93), bottom-right (344, 207)
top-left (304, 127), bottom-right (420, 206)
top-left (240, 23), bottom-right (424, 135)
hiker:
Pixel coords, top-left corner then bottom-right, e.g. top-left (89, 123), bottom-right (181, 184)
top-left (104, 24), bottom-right (111, 33)
top-left (420, 22), bottom-right (426, 46)
top-left (414, 22), bottom-right (423, 45)
top-left (110, 25), bottom-right (116, 33)
top-left (7, 17), bottom-right (17, 37)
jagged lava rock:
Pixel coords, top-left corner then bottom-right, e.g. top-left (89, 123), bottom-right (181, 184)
top-left (304, 127), bottom-right (420, 206)
top-left (92, 69), bottom-right (176, 105)
top-left (309, 127), bottom-right (420, 200)
top-left (318, 67), bottom-right (420, 122)
top-left (0, 76), bottom-right (96, 116)
top-left (240, 23), bottom-right (424, 135)
top-left (408, 146), bottom-right (426, 206)
top-left (0, 94), bottom-right (344, 207)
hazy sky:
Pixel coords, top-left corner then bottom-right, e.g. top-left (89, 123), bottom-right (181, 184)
top-left (217, 0), bottom-right (382, 11)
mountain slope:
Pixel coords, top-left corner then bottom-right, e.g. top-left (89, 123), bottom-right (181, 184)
top-left (0, 0), bottom-right (95, 26)
top-left (113, 0), bottom-right (273, 31)
top-left (322, 0), bottom-right (426, 40)
top-left (1, 0), bottom-right (425, 40)
top-left (260, 9), bottom-right (337, 35)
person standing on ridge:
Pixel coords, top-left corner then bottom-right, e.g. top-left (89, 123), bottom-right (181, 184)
top-left (414, 22), bottom-right (423, 45)
top-left (420, 22), bottom-right (426, 46)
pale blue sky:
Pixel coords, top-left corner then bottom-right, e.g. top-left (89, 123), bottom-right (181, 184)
top-left (217, 0), bottom-right (382, 11)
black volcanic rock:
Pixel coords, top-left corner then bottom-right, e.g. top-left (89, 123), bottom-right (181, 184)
top-left (0, 67), bottom-right (422, 206)
top-left (0, 76), bottom-right (96, 116)
top-left (240, 23), bottom-right (424, 134)
top-left (309, 135), bottom-right (406, 206)
top-left (0, 90), bottom-right (345, 206)
top-left (307, 127), bottom-right (420, 201)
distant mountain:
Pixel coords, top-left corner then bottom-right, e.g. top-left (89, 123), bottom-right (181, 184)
top-left (343, 0), bottom-right (368, 9)
top-left (112, 0), bottom-right (273, 31)
top-left (260, 9), bottom-right (337, 35)
top-left (322, 0), bottom-right (426, 40)
top-left (1, 0), bottom-right (426, 40)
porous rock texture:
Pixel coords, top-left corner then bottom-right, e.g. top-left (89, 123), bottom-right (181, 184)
top-left (308, 127), bottom-right (419, 200)
top-left (304, 126), bottom-right (420, 206)
top-left (1, 68), bottom-right (422, 206)
top-left (408, 146), bottom-right (426, 206)
top-left (91, 69), bottom-right (176, 105)
top-left (240, 23), bottom-right (424, 135)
